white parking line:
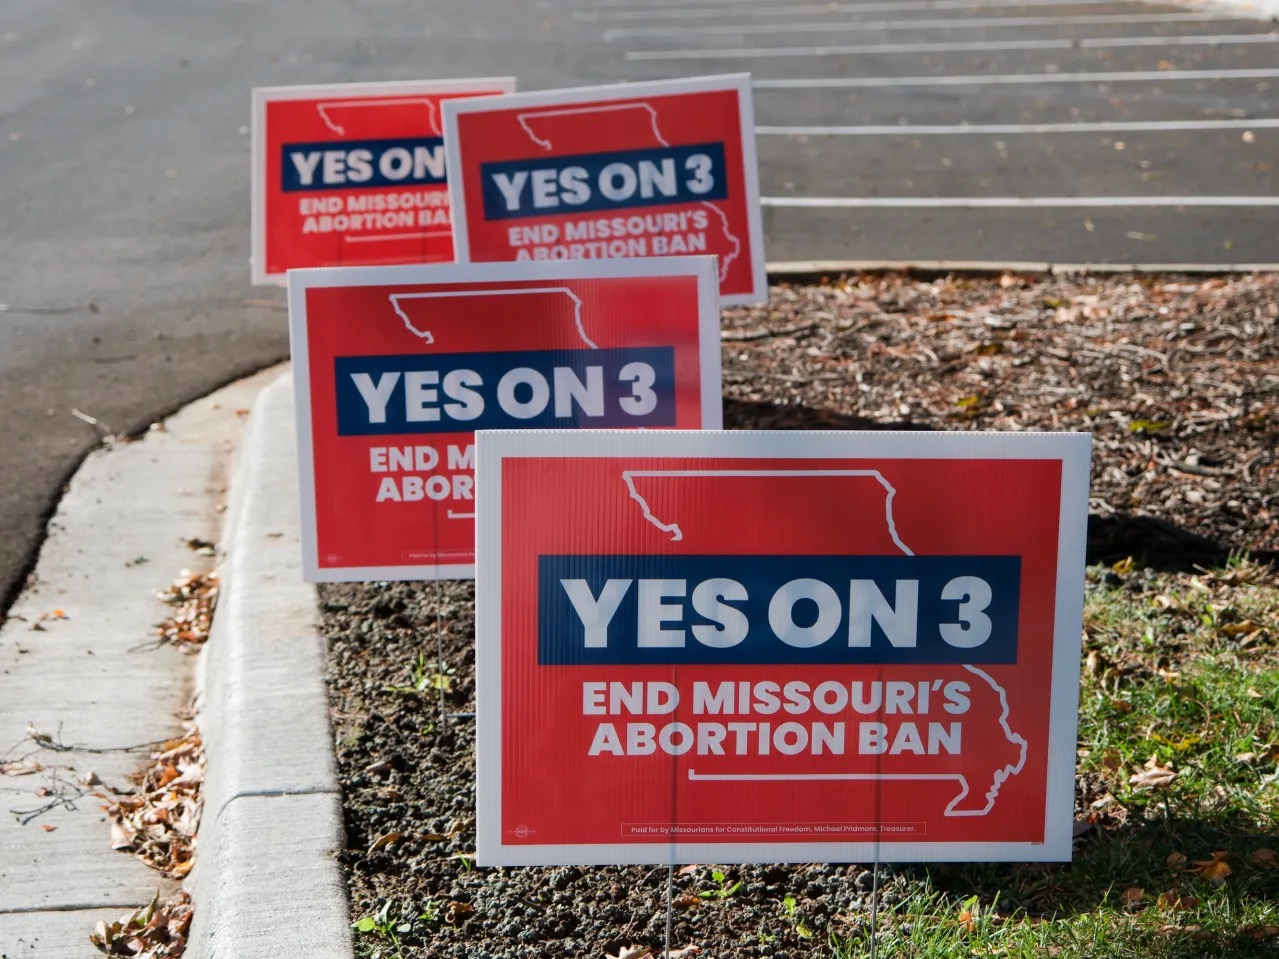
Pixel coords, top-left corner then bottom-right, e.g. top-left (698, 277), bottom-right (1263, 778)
top-left (759, 117), bottom-right (1279, 134)
top-left (754, 67), bottom-right (1279, 88)
top-left (761, 195), bottom-right (1279, 207)
top-left (626, 32), bottom-right (1279, 60)
top-left (606, 11), bottom-right (1217, 40)
top-left (580, 0), bottom-right (1188, 21)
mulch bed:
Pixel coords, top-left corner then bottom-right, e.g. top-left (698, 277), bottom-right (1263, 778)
top-left (321, 272), bottom-right (1279, 958)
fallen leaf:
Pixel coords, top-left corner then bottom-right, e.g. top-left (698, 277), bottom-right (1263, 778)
top-left (1086, 648), bottom-right (1107, 678)
top-left (446, 900), bottom-right (473, 923)
top-left (1157, 891), bottom-right (1199, 911)
top-left (109, 821), bottom-right (135, 850)
top-left (1190, 852), bottom-right (1232, 883)
top-left (0, 759), bottom-right (44, 776)
top-left (609, 946), bottom-right (653, 959)
top-left (1123, 887), bottom-right (1145, 904)
top-left (668, 948), bottom-right (701, 959)
top-left (369, 832), bottom-right (403, 853)
top-left (1242, 924), bottom-right (1279, 941)
top-left (1249, 848), bottom-right (1277, 870)
top-left (1129, 755), bottom-right (1177, 791)
top-left (677, 864), bottom-right (700, 876)
top-left (1166, 851), bottom-right (1186, 868)
top-left (1236, 743), bottom-right (1279, 765)
top-left (170, 856), bottom-right (195, 878)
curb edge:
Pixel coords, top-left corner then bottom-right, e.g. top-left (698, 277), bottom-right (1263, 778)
top-left (187, 373), bottom-right (353, 959)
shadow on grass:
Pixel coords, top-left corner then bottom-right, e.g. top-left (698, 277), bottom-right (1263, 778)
top-left (1085, 514), bottom-right (1279, 573)
top-left (902, 810), bottom-right (1279, 956)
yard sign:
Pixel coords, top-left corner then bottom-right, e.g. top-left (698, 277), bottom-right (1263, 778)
top-left (442, 74), bottom-right (767, 306)
top-left (476, 430), bottom-right (1091, 865)
top-left (288, 257), bottom-right (722, 581)
top-left (252, 78), bottom-right (514, 284)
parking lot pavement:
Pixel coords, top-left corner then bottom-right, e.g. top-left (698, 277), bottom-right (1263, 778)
top-left (563, 0), bottom-right (1279, 266)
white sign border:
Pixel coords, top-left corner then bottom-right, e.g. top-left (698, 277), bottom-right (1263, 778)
top-left (475, 428), bottom-right (1091, 865)
top-left (441, 73), bottom-right (768, 308)
top-left (251, 77), bottom-right (517, 286)
top-left (288, 256), bottom-right (723, 583)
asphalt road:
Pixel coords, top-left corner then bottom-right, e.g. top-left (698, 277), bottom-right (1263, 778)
top-left (1, 0), bottom-right (1275, 610)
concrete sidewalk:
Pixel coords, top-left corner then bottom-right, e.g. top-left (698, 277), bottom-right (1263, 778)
top-left (0, 367), bottom-right (349, 958)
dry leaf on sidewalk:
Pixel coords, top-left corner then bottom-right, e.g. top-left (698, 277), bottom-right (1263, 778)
top-left (0, 759), bottom-right (44, 776)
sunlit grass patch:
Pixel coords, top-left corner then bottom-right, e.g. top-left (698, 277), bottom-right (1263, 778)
top-left (831, 886), bottom-right (1279, 958)
top-left (830, 563), bottom-right (1279, 959)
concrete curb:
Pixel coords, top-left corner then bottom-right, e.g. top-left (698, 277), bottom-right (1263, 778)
top-left (187, 373), bottom-right (353, 959)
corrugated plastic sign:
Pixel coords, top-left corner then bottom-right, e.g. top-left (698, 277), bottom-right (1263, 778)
top-left (476, 430), bottom-right (1091, 865)
top-left (251, 78), bottom-right (514, 284)
top-left (288, 257), bottom-right (722, 581)
top-left (442, 74), bottom-right (766, 306)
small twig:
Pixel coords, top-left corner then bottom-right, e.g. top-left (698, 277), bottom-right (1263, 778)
top-left (24, 724), bottom-right (170, 755)
top-left (10, 770), bottom-right (86, 825)
top-left (70, 407), bottom-right (115, 438)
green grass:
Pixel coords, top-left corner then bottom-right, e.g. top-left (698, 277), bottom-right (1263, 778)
top-left (828, 561), bottom-right (1279, 958)
top-left (831, 888), bottom-right (1279, 958)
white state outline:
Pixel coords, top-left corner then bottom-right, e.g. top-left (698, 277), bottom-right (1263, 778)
top-left (313, 97), bottom-right (452, 245)
top-left (388, 287), bottom-right (596, 348)
top-left (316, 97), bottom-right (441, 136)
top-left (619, 467), bottom-right (1028, 816)
top-left (286, 258), bottom-right (723, 583)
top-left (684, 666), bottom-right (1027, 816)
top-left (441, 74), bottom-right (768, 307)
top-left (512, 102), bottom-right (742, 285)
top-left (474, 428), bottom-right (1091, 866)
top-left (250, 77), bottom-right (515, 286)
top-left (379, 285), bottom-right (598, 525)
top-left (622, 469), bottom-right (909, 552)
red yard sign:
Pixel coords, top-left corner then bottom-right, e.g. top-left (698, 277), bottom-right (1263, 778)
top-left (442, 74), bottom-right (766, 306)
top-left (288, 258), bottom-right (722, 581)
top-left (475, 430), bottom-right (1091, 865)
top-left (251, 78), bottom-right (514, 284)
